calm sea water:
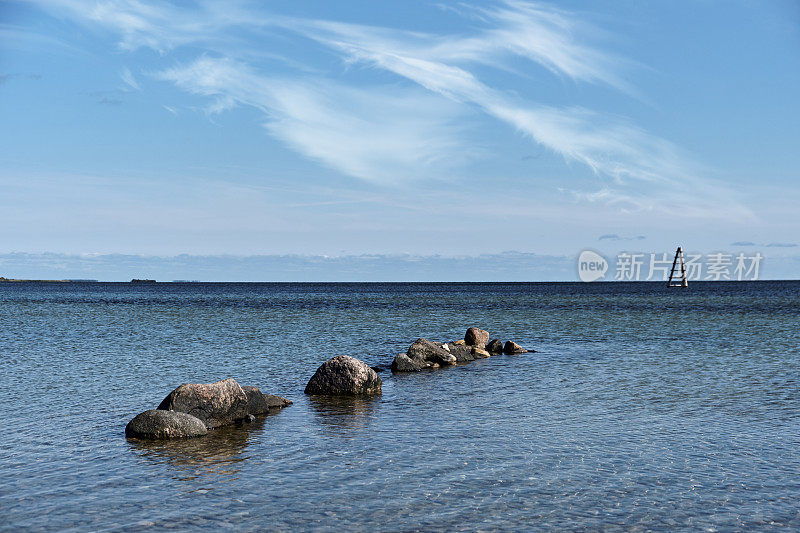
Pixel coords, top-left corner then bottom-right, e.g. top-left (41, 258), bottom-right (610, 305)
top-left (1, 281), bottom-right (798, 531)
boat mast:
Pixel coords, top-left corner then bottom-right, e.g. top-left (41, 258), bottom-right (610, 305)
top-left (667, 247), bottom-right (688, 287)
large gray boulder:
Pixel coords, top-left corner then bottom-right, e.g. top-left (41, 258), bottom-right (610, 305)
top-left (241, 386), bottom-right (292, 415)
top-left (486, 339), bottom-right (504, 355)
top-left (408, 338), bottom-right (456, 366)
top-left (305, 356), bottom-right (382, 395)
top-left (503, 341), bottom-right (528, 354)
top-left (465, 327), bottom-right (490, 347)
top-left (157, 378), bottom-right (249, 429)
top-left (125, 410), bottom-right (208, 439)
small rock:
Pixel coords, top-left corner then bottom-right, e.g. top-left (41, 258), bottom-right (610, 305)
top-left (472, 347), bottom-right (491, 359)
top-left (391, 353), bottom-right (425, 372)
top-left (407, 338), bottom-right (456, 366)
top-left (465, 327), bottom-right (490, 347)
top-left (486, 339), bottom-right (504, 354)
top-left (157, 378), bottom-right (249, 429)
top-left (445, 343), bottom-right (476, 363)
top-left (244, 414), bottom-right (256, 423)
top-left (453, 339), bottom-right (466, 346)
top-left (305, 355), bottom-right (383, 395)
top-left (125, 410), bottom-right (208, 439)
top-left (503, 341), bottom-right (528, 354)
top-left (241, 385), bottom-right (292, 415)
top-left (264, 394), bottom-right (292, 408)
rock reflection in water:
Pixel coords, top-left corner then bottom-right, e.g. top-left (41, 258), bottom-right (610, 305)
top-left (127, 416), bottom-right (266, 485)
top-left (308, 395), bottom-right (381, 435)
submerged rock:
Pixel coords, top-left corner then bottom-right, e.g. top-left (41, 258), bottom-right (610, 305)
top-left (157, 378), bottom-right (249, 429)
top-left (486, 339), bottom-right (504, 355)
top-left (503, 341), bottom-right (528, 354)
top-left (465, 327), bottom-right (490, 347)
top-left (241, 385), bottom-right (292, 415)
top-left (407, 338), bottom-right (456, 366)
top-left (125, 409), bottom-right (208, 439)
top-left (305, 355), bottom-right (383, 395)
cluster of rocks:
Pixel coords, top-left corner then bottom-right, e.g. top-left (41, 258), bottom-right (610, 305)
top-left (126, 327), bottom-right (531, 439)
top-left (391, 327), bottom-right (530, 372)
top-left (125, 378), bottom-right (291, 440)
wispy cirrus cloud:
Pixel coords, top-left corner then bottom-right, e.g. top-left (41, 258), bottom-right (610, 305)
top-left (158, 56), bottom-right (469, 183)
top-left (30, 0), bottom-right (208, 52)
top-left (280, 9), bottom-right (747, 214)
top-left (290, 1), bottom-right (632, 91)
top-left (20, 0), bottom-right (748, 215)
top-left (120, 66), bottom-right (139, 90)
top-left (459, 1), bottom-right (632, 90)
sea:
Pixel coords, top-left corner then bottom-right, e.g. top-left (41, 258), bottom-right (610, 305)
top-left (1, 281), bottom-right (798, 531)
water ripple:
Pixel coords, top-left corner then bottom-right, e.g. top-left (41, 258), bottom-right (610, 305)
top-left (1, 281), bottom-right (799, 530)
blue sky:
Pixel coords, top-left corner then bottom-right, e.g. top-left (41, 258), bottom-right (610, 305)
top-left (1, 1), bottom-right (799, 279)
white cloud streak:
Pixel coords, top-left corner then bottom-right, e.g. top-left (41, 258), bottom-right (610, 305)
top-left (120, 66), bottom-right (139, 90)
top-left (290, 1), bottom-right (632, 91)
top-left (282, 14), bottom-right (722, 211)
top-left (22, 0), bottom-right (748, 215)
top-left (158, 56), bottom-right (469, 183)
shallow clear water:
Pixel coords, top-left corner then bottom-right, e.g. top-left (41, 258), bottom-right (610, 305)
top-left (1, 281), bottom-right (799, 531)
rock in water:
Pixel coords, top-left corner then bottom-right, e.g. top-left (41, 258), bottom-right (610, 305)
top-left (445, 343), bottom-right (476, 363)
top-left (465, 327), bottom-right (490, 347)
top-left (486, 339), bottom-right (504, 355)
top-left (157, 378), bottom-right (249, 429)
top-left (503, 341), bottom-right (528, 354)
top-left (305, 356), bottom-right (383, 395)
top-left (472, 347), bottom-right (491, 359)
top-left (453, 339), bottom-right (466, 346)
top-left (125, 410), bottom-right (208, 439)
top-left (241, 385), bottom-right (292, 415)
top-left (391, 353), bottom-right (425, 372)
top-left (407, 338), bottom-right (457, 366)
